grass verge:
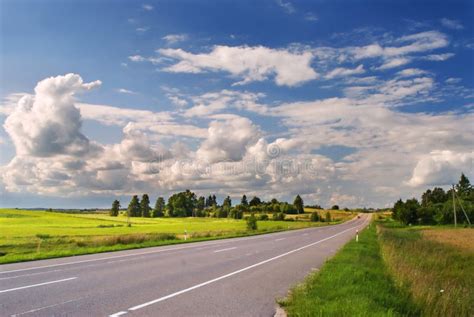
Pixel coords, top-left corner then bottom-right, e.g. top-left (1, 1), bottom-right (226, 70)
top-left (280, 222), bottom-right (419, 316)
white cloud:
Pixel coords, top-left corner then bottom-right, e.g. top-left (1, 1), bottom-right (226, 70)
top-left (142, 4), bottom-right (154, 11)
top-left (3, 73), bottom-right (101, 157)
top-left (304, 13), bottom-right (318, 22)
top-left (276, 0), bottom-right (295, 14)
top-left (197, 117), bottom-right (261, 163)
top-left (158, 45), bottom-right (318, 87)
top-left (396, 68), bottom-right (428, 77)
top-left (128, 55), bottom-right (165, 65)
top-left (116, 88), bottom-right (137, 95)
top-left (445, 77), bottom-right (461, 84)
top-left (162, 34), bottom-right (188, 44)
top-left (423, 53), bottom-right (454, 61)
top-left (325, 64), bottom-right (365, 79)
top-left (440, 18), bottom-right (464, 30)
top-left (136, 27), bottom-right (149, 33)
top-left (377, 57), bottom-right (411, 70)
top-left (349, 31), bottom-right (449, 60)
top-left (408, 151), bottom-right (473, 187)
top-left (184, 90), bottom-right (268, 117)
top-left (168, 95), bottom-right (188, 107)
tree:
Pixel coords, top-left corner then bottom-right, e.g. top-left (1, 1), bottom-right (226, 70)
top-left (167, 190), bottom-right (196, 217)
top-left (206, 196), bottom-right (212, 208)
top-left (197, 196), bottom-right (205, 211)
top-left (331, 205), bottom-right (339, 210)
top-left (456, 173), bottom-right (472, 199)
top-left (110, 200), bottom-right (120, 217)
top-left (249, 196), bottom-right (261, 207)
top-left (246, 214), bottom-right (258, 230)
top-left (241, 195), bottom-right (248, 207)
top-left (293, 195), bottom-right (304, 214)
top-left (223, 196), bottom-right (232, 208)
top-left (140, 194), bottom-right (151, 217)
top-left (421, 187), bottom-right (448, 207)
top-left (212, 195), bottom-right (218, 207)
top-left (396, 198), bottom-right (419, 225)
top-left (127, 195), bottom-right (141, 218)
top-left (152, 197), bottom-right (165, 217)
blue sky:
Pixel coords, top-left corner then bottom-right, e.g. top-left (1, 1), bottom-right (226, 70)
top-left (0, 0), bottom-right (473, 208)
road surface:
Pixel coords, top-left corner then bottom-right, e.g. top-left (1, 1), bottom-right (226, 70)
top-left (1, 214), bottom-right (370, 317)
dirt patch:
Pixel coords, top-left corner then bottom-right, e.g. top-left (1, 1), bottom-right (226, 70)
top-left (422, 228), bottom-right (474, 252)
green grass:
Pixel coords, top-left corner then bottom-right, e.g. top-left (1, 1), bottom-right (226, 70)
top-left (280, 222), bottom-right (419, 316)
top-left (0, 209), bottom-right (345, 264)
top-left (379, 222), bottom-right (474, 317)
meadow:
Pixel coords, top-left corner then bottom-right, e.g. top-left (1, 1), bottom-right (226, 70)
top-left (281, 215), bottom-right (473, 317)
top-left (0, 208), bottom-right (354, 264)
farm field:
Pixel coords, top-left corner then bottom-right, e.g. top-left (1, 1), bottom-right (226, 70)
top-left (0, 208), bottom-right (355, 264)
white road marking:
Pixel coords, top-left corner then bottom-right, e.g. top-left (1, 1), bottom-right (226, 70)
top-left (0, 277), bottom-right (77, 294)
top-left (109, 312), bottom-right (128, 317)
top-left (11, 297), bottom-right (85, 316)
top-left (213, 247), bottom-right (237, 253)
top-left (275, 238), bottom-right (286, 241)
top-left (303, 233), bottom-right (309, 236)
top-left (109, 218), bottom-right (368, 315)
top-left (0, 269), bottom-right (65, 281)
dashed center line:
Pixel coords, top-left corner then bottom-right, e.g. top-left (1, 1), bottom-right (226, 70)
top-left (275, 238), bottom-right (286, 241)
top-left (213, 247), bottom-right (237, 253)
top-left (0, 277), bottom-right (77, 294)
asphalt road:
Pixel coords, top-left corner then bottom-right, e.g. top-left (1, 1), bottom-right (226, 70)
top-left (1, 214), bottom-right (370, 317)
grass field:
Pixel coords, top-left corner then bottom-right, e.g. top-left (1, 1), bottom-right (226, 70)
top-left (0, 208), bottom-right (354, 264)
top-left (280, 221), bottom-right (419, 316)
top-left (379, 222), bottom-right (474, 316)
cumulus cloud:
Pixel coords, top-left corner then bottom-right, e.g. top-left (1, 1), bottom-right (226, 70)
top-left (408, 151), bottom-right (473, 187)
top-left (158, 45), bottom-right (318, 86)
top-left (197, 117), bottom-right (261, 163)
top-left (4, 74), bottom-right (101, 157)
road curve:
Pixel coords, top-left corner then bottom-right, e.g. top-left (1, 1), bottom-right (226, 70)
top-left (1, 214), bottom-right (370, 317)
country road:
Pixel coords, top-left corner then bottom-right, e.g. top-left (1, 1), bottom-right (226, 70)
top-left (1, 214), bottom-right (370, 317)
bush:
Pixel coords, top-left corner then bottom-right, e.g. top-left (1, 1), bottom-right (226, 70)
top-left (258, 214), bottom-right (269, 221)
top-left (310, 212), bottom-right (320, 222)
top-left (272, 212), bottom-right (286, 221)
top-left (325, 211), bottom-right (332, 222)
top-left (246, 214), bottom-right (258, 230)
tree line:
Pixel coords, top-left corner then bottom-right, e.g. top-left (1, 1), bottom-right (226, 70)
top-left (392, 173), bottom-right (474, 225)
top-left (110, 192), bottom-right (306, 219)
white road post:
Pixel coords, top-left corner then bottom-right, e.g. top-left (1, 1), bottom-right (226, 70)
top-left (356, 229), bottom-right (359, 242)
top-left (184, 229), bottom-right (188, 241)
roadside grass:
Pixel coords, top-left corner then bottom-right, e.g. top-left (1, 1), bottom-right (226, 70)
top-left (280, 222), bottom-right (419, 316)
top-left (379, 223), bottom-right (474, 316)
top-left (0, 209), bottom-right (350, 264)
